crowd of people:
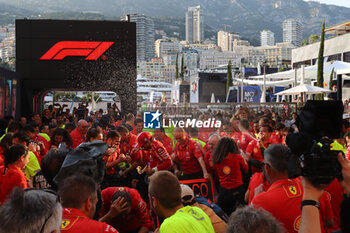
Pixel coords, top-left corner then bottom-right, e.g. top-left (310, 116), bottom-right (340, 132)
top-left (0, 102), bottom-right (350, 233)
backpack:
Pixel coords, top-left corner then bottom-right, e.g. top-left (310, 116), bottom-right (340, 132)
top-left (195, 194), bottom-right (229, 222)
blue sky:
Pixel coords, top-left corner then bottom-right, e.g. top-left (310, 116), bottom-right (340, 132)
top-left (309, 0), bottom-right (350, 8)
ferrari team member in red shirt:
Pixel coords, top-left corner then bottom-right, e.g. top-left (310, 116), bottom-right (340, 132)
top-left (59, 174), bottom-right (118, 233)
top-left (203, 133), bottom-right (221, 192)
top-left (153, 127), bottom-right (173, 154)
top-left (116, 125), bottom-right (140, 164)
top-left (0, 134), bottom-right (12, 166)
top-left (172, 127), bottom-right (210, 180)
top-left (24, 125), bottom-right (49, 157)
top-left (101, 130), bottom-right (126, 190)
top-left (238, 119), bottom-right (255, 152)
top-left (198, 128), bottom-right (211, 144)
top-left (272, 123), bottom-right (285, 144)
top-left (212, 137), bottom-right (248, 215)
top-left (324, 179), bottom-right (344, 232)
top-left (103, 131), bottom-right (124, 176)
top-left (70, 120), bottom-right (89, 149)
top-left (251, 144), bottom-right (334, 233)
top-left (135, 132), bottom-right (172, 175)
top-left (131, 118), bottom-right (143, 136)
top-left (220, 121), bottom-right (240, 144)
top-left (100, 187), bottom-right (153, 233)
top-left (245, 125), bottom-right (278, 173)
top-left (244, 171), bottom-right (271, 205)
top-left (204, 133), bottom-right (221, 174)
top-left (0, 145), bottom-right (29, 204)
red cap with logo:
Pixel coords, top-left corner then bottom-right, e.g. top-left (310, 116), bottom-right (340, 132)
top-left (136, 132), bottom-right (152, 147)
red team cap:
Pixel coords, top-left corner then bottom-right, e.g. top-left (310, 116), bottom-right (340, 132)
top-left (136, 132), bottom-right (152, 147)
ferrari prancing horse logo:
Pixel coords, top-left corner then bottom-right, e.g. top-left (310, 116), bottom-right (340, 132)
top-left (61, 220), bottom-right (71, 229)
top-left (289, 185), bottom-right (297, 195)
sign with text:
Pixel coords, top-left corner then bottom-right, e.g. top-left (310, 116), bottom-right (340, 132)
top-left (180, 178), bottom-right (215, 202)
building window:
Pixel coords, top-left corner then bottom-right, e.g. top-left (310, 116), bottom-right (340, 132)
top-left (344, 52), bottom-right (350, 63)
top-left (327, 54), bottom-right (341, 62)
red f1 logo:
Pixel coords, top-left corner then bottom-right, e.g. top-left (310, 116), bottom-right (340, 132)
top-left (40, 41), bottom-right (114, 60)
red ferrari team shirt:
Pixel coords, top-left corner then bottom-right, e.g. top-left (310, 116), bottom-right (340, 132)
top-left (345, 147), bottom-right (350, 160)
top-left (0, 165), bottom-right (28, 204)
top-left (221, 132), bottom-right (241, 145)
top-left (70, 128), bottom-right (86, 149)
top-left (104, 150), bottom-right (118, 175)
top-left (174, 137), bottom-right (203, 174)
top-left (213, 153), bottom-right (248, 189)
top-left (252, 178), bottom-right (333, 233)
top-left (33, 133), bottom-right (50, 156)
top-left (61, 208), bottom-right (118, 233)
top-left (120, 134), bottom-right (140, 163)
top-left (245, 140), bottom-right (264, 173)
top-left (204, 149), bottom-right (215, 174)
top-left (270, 132), bottom-right (282, 144)
top-left (0, 147), bottom-right (4, 166)
top-left (198, 130), bottom-right (211, 143)
top-left (157, 135), bottom-right (173, 154)
top-left (245, 137), bottom-right (278, 173)
top-left (140, 139), bottom-right (172, 171)
top-left (245, 140), bottom-right (264, 161)
top-left (239, 132), bottom-right (255, 152)
top-left (100, 187), bottom-right (153, 233)
top-left (325, 179), bottom-right (344, 232)
top-left (247, 172), bottom-right (271, 204)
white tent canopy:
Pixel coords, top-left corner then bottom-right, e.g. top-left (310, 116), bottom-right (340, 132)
top-left (233, 78), bottom-right (295, 86)
top-left (306, 60), bottom-right (350, 74)
top-left (275, 84), bottom-right (333, 96)
top-left (240, 61), bottom-right (350, 87)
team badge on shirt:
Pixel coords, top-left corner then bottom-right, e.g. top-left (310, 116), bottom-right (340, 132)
top-left (61, 219), bottom-right (71, 229)
top-left (223, 166), bottom-right (231, 175)
top-left (289, 186), bottom-right (297, 195)
top-left (282, 182), bottom-right (302, 198)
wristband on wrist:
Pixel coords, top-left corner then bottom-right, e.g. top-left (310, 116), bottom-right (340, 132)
top-left (300, 200), bottom-right (320, 210)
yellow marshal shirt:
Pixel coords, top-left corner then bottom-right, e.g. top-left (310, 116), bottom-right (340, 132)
top-left (160, 206), bottom-right (215, 233)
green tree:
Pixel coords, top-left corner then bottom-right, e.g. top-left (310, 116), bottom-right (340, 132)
top-left (316, 21), bottom-right (325, 100)
top-left (175, 53), bottom-right (179, 80)
top-left (329, 68), bottom-right (334, 90)
top-left (226, 60), bottom-right (233, 94)
top-left (180, 54), bottom-right (184, 80)
top-left (308, 34), bottom-right (320, 44)
top-left (86, 93), bottom-right (101, 103)
top-left (279, 65), bottom-right (286, 72)
top-left (301, 38), bottom-right (308, 46)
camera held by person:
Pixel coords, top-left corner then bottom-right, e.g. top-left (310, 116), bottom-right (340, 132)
top-left (286, 101), bottom-right (345, 186)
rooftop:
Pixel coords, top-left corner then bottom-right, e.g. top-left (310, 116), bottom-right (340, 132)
top-left (325, 20), bottom-right (350, 35)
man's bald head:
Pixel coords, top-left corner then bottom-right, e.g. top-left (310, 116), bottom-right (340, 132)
top-left (208, 133), bottom-right (220, 151)
top-left (174, 127), bottom-right (186, 144)
top-left (77, 120), bottom-right (89, 135)
top-left (174, 127), bottom-right (185, 133)
top-left (77, 119), bottom-right (88, 126)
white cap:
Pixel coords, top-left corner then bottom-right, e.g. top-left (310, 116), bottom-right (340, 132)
top-left (180, 184), bottom-right (194, 203)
